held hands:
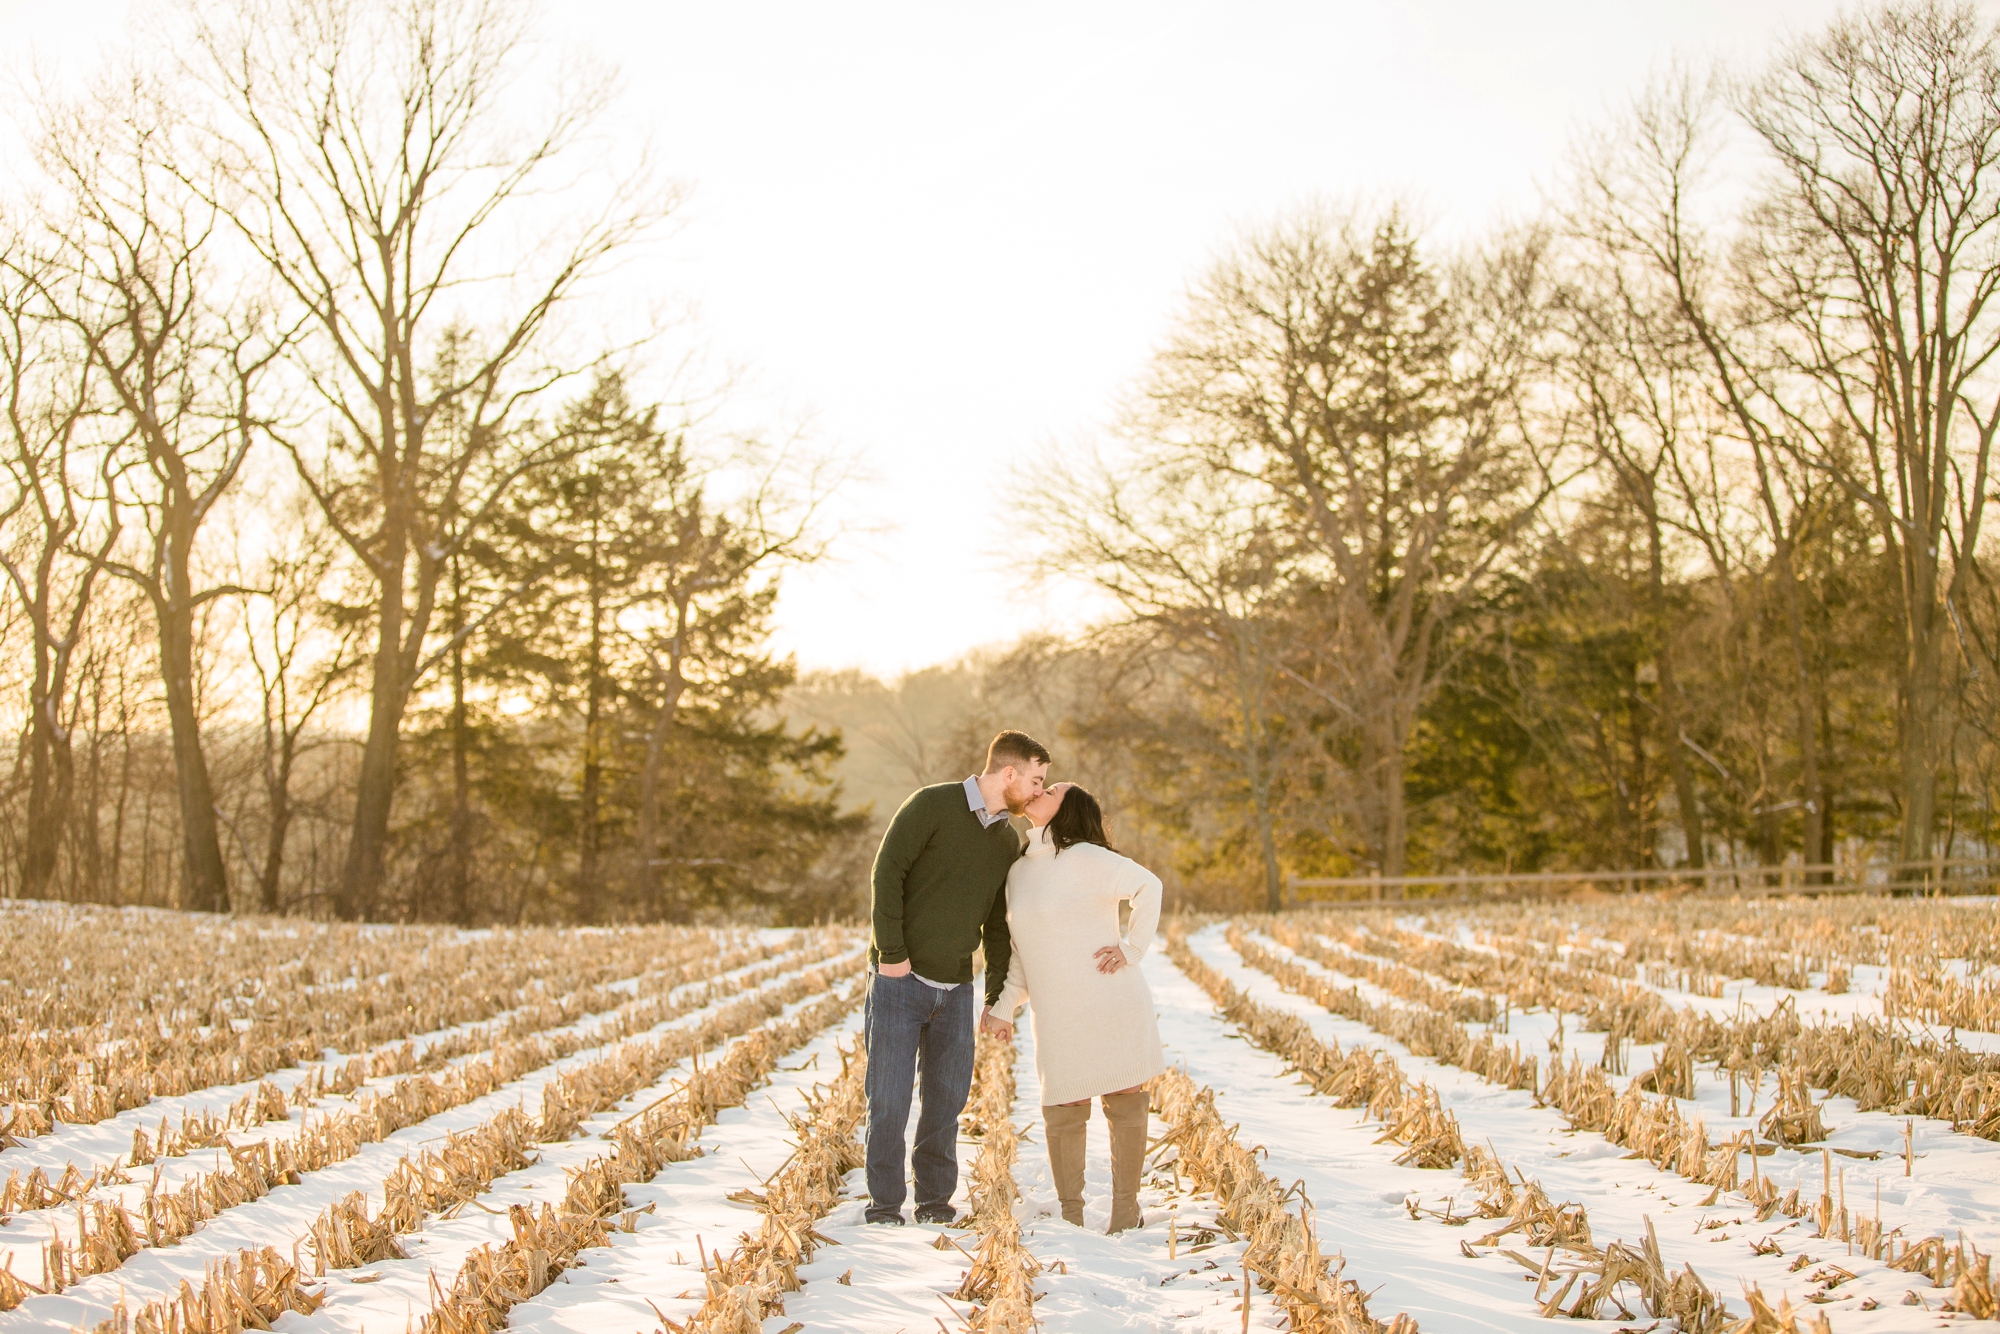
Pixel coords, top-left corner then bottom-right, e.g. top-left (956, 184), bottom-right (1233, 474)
top-left (877, 959), bottom-right (912, 978)
top-left (1094, 944), bottom-right (1128, 975)
top-left (980, 1007), bottom-right (1013, 1043)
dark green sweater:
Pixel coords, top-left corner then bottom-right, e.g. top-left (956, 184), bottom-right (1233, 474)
top-left (869, 782), bottom-right (1022, 1005)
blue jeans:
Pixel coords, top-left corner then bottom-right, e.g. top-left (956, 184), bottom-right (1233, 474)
top-left (863, 969), bottom-right (975, 1222)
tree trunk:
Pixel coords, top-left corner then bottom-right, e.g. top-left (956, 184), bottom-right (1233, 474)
top-left (77, 673), bottom-right (108, 901)
top-left (1242, 729), bottom-right (1282, 911)
top-left (1645, 496), bottom-right (1706, 870)
top-left (1256, 806), bottom-right (1283, 912)
top-left (1640, 486), bottom-right (1704, 872)
top-left (579, 511), bottom-right (603, 896)
top-left (1817, 689), bottom-right (1837, 868)
top-left (448, 554), bottom-right (473, 924)
top-left (20, 674), bottom-right (65, 900)
top-left (1372, 649), bottom-right (1425, 879)
top-left (450, 639), bottom-right (472, 924)
top-left (1379, 743), bottom-right (1408, 878)
top-left (1232, 636), bottom-right (1285, 912)
top-left (339, 526), bottom-right (412, 921)
top-left (1654, 653), bottom-right (1705, 869)
top-left (1742, 438), bottom-right (1826, 878)
top-left (258, 775), bottom-right (291, 914)
top-left (1773, 554), bottom-right (1826, 879)
top-left (159, 594), bottom-right (229, 913)
top-left (341, 613), bottom-right (407, 920)
top-left (20, 726), bottom-right (73, 900)
top-left (1899, 626), bottom-right (1944, 871)
top-left (18, 570), bottom-right (78, 901)
top-left (632, 679), bottom-right (684, 919)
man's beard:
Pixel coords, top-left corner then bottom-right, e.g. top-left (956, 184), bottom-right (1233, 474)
top-left (1002, 782), bottom-right (1032, 816)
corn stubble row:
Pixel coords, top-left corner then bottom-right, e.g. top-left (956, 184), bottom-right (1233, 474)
top-left (1421, 895), bottom-right (1997, 986)
top-left (87, 972), bottom-right (866, 1334)
top-left (1400, 895), bottom-right (2000, 1036)
top-left (1149, 1069), bottom-right (1409, 1333)
top-left (665, 1039), bottom-right (869, 1333)
top-left (0, 947), bottom-right (856, 1318)
top-left (1275, 914), bottom-right (2000, 1142)
top-left (1168, 930), bottom-right (1735, 1331)
top-left (0, 933), bottom-right (835, 1221)
top-left (0, 912), bottom-right (766, 1142)
top-left (1224, 924), bottom-right (1998, 1321)
top-left (311, 956), bottom-right (861, 1274)
top-left (671, 1028), bottom-right (1036, 1333)
top-left (1153, 927), bottom-right (1416, 1333)
top-left (419, 980), bottom-right (865, 1334)
top-left (948, 1034), bottom-right (1040, 1333)
top-left (1260, 914), bottom-right (1999, 1275)
top-left (0, 940), bottom-right (852, 1297)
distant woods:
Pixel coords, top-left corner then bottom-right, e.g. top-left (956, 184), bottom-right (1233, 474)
top-left (11, 1), bottom-right (2000, 922)
top-left (0, 0), bottom-right (859, 922)
top-left (799, 2), bottom-right (2000, 912)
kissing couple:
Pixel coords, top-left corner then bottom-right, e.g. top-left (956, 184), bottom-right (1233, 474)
top-left (863, 729), bottom-right (1164, 1232)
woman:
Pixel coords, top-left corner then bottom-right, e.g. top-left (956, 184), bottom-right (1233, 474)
top-left (988, 783), bottom-right (1164, 1232)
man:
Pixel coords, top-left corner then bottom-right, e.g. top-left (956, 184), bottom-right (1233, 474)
top-left (863, 729), bottom-right (1050, 1225)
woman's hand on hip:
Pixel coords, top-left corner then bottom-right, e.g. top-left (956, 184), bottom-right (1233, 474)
top-left (1093, 945), bottom-right (1127, 975)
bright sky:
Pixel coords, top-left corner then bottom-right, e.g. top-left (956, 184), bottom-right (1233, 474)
top-left (3, 0), bottom-right (1872, 676)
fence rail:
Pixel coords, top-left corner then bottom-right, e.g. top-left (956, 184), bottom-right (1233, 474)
top-left (1285, 857), bottom-right (2000, 906)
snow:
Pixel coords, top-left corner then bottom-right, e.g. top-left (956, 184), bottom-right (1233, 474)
top-left (0, 941), bottom-right (822, 1186)
top-left (291, 980), bottom-right (867, 1334)
top-left (0, 948), bottom-right (861, 1332)
top-left (5, 898), bottom-right (1997, 1334)
top-left (502, 982), bottom-right (1277, 1333)
top-left (1188, 925), bottom-right (2000, 1331)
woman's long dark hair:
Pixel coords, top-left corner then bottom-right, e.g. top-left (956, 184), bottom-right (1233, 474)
top-left (1048, 785), bottom-right (1113, 855)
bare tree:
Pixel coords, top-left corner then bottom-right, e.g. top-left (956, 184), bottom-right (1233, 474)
top-left (0, 230), bottom-right (119, 901)
top-left (1575, 10), bottom-right (2000, 868)
top-left (20, 75), bottom-right (292, 913)
top-left (237, 507), bottom-right (360, 913)
top-left (1143, 207), bottom-right (1560, 875)
top-left (1544, 263), bottom-right (1718, 868)
top-left (1036, 445), bottom-right (1304, 908)
top-left (1741, 5), bottom-right (2000, 866)
top-left (172, 0), bottom-right (674, 917)
top-left (1571, 68), bottom-right (1893, 877)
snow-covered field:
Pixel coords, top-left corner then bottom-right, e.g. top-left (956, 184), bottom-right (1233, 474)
top-left (0, 895), bottom-right (1994, 1332)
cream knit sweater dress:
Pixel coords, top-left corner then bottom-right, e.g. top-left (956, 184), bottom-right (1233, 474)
top-left (990, 827), bottom-right (1165, 1107)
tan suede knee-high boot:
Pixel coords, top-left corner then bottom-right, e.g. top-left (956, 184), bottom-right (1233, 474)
top-left (1102, 1089), bottom-right (1149, 1233)
top-left (1043, 1102), bottom-right (1091, 1226)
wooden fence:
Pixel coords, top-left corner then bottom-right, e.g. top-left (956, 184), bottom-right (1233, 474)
top-left (1285, 856), bottom-right (2000, 907)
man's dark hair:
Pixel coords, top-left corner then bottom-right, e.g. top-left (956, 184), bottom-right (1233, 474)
top-left (984, 729), bottom-right (1051, 773)
top-left (1048, 784), bottom-right (1112, 855)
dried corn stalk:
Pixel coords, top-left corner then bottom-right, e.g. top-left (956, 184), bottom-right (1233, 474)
top-left (1179, 927), bottom-right (1737, 1333)
top-left (0, 908), bottom-right (764, 1140)
top-left (1151, 1065), bottom-right (1412, 1333)
top-left (656, 1041), bottom-right (868, 1332)
top-left (951, 1034), bottom-right (1040, 1333)
top-left (420, 982), bottom-right (863, 1333)
top-left (87, 1246), bottom-right (323, 1334)
top-left (35, 973), bottom-right (857, 1334)
top-left (1, 953), bottom-right (860, 1314)
top-left (1237, 914), bottom-right (2000, 1296)
top-left (1727, 1286), bottom-right (1832, 1333)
